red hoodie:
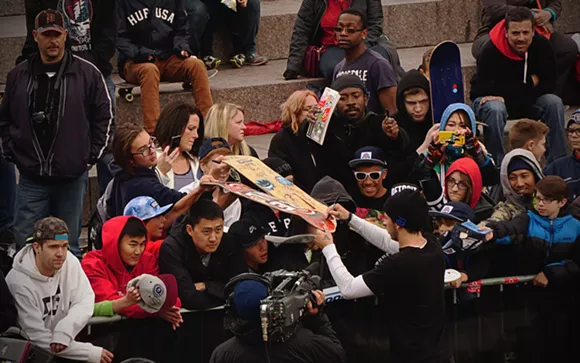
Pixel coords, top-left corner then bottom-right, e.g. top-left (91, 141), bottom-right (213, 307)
top-left (82, 216), bottom-right (180, 318)
top-left (445, 158), bottom-right (482, 209)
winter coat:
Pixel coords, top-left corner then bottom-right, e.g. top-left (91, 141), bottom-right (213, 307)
top-left (6, 245), bottom-right (102, 362)
top-left (116, 0), bottom-right (191, 78)
top-left (470, 21), bottom-right (557, 118)
top-left (158, 218), bottom-right (247, 310)
top-left (544, 154), bottom-right (580, 201)
top-left (0, 51), bottom-right (114, 180)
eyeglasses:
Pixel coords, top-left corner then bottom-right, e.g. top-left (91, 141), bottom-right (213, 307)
top-left (533, 193), bottom-right (556, 204)
top-left (566, 128), bottom-right (580, 137)
top-left (446, 178), bottom-right (469, 191)
top-left (132, 137), bottom-right (157, 157)
top-left (333, 26), bottom-right (364, 34)
top-left (354, 170), bottom-right (383, 181)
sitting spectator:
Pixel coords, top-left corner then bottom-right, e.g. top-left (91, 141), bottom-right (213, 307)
top-left (544, 110), bottom-right (580, 200)
top-left (485, 176), bottom-right (580, 363)
top-left (0, 270), bottom-right (17, 333)
top-left (349, 147), bottom-right (389, 211)
top-left (472, 0), bottom-right (579, 103)
top-left (154, 101), bottom-right (204, 190)
top-left (508, 118), bottom-right (549, 161)
top-left (5, 217), bottom-right (113, 363)
top-left (82, 216), bottom-right (182, 327)
top-left (394, 69), bottom-right (433, 154)
top-left (470, 8), bottom-right (567, 164)
top-left (205, 103), bottom-right (258, 157)
top-left (210, 277), bottom-right (346, 363)
top-left (269, 90), bottom-right (323, 192)
top-left (332, 9), bottom-right (398, 115)
top-left (159, 200), bottom-right (246, 310)
top-left (185, 0), bottom-right (267, 69)
top-left (116, 0), bottom-right (213, 133)
top-left (284, 0), bottom-right (404, 82)
top-left (0, 9), bottom-right (114, 257)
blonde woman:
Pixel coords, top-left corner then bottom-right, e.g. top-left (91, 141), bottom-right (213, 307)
top-left (204, 103), bottom-right (258, 157)
top-left (268, 90), bottom-right (321, 192)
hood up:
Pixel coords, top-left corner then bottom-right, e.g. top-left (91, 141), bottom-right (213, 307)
top-left (101, 216), bottom-right (148, 275)
top-left (395, 69), bottom-right (432, 124)
top-left (445, 158), bottom-right (482, 209)
top-left (489, 19), bottom-right (524, 61)
top-left (439, 103), bottom-right (477, 132)
top-left (500, 149), bottom-right (544, 210)
top-left (310, 176), bottom-right (356, 212)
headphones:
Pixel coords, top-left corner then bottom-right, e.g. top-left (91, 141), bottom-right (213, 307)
top-left (224, 273), bottom-right (271, 311)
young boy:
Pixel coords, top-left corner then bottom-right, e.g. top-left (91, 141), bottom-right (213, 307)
top-left (544, 110), bottom-right (580, 200)
top-left (508, 118), bottom-right (549, 161)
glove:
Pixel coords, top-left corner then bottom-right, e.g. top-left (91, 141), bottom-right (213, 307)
top-left (423, 142), bottom-right (444, 171)
top-left (464, 130), bottom-right (488, 165)
top-left (283, 69), bottom-right (299, 80)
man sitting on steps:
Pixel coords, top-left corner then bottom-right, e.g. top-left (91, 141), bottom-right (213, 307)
top-left (116, 0), bottom-right (214, 133)
top-left (470, 7), bottom-right (567, 165)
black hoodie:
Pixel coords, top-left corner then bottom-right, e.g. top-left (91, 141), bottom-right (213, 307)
top-left (0, 270), bottom-right (18, 333)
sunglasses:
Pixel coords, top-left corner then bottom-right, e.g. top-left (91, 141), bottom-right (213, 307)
top-left (354, 170), bottom-right (383, 181)
top-left (333, 26), bottom-right (364, 34)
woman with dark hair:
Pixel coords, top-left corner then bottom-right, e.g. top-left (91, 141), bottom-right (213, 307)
top-left (154, 101), bottom-right (204, 191)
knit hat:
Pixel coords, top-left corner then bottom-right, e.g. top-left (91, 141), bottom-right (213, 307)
top-left (32, 217), bottom-right (69, 243)
top-left (507, 157), bottom-right (534, 174)
top-left (383, 189), bottom-right (428, 232)
top-left (126, 274), bottom-right (179, 313)
top-left (233, 279), bottom-right (269, 321)
top-left (228, 219), bottom-right (268, 248)
top-left (262, 157), bottom-right (293, 178)
top-left (331, 74), bottom-right (366, 93)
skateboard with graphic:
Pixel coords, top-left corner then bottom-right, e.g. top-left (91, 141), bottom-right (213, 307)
top-left (428, 41), bottom-right (464, 124)
top-left (203, 181), bottom-right (335, 231)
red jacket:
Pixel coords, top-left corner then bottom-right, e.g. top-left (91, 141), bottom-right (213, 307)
top-left (445, 158), bottom-right (482, 209)
top-left (82, 216), bottom-right (180, 318)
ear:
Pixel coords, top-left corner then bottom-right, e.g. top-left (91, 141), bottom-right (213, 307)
top-left (559, 199), bottom-right (568, 208)
top-left (185, 224), bottom-right (194, 238)
top-left (524, 140), bottom-right (535, 151)
top-left (362, 29), bottom-right (368, 40)
top-left (33, 30), bottom-right (39, 43)
top-left (32, 242), bottom-right (41, 254)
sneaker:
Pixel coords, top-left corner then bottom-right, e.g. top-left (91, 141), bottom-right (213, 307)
top-left (229, 54), bottom-right (246, 68)
top-left (203, 56), bottom-right (221, 70)
top-left (246, 53), bottom-right (268, 66)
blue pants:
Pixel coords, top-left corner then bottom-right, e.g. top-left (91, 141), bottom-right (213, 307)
top-left (96, 74), bottom-right (116, 196)
top-left (472, 94), bottom-right (567, 165)
top-left (319, 45), bottom-right (389, 81)
top-left (14, 172), bottom-right (88, 258)
top-left (0, 158), bottom-right (16, 233)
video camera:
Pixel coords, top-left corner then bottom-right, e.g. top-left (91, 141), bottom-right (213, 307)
top-left (259, 269), bottom-right (321, 343)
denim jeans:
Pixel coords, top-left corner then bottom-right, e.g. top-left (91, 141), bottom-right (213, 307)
top-left (14, 171), bottom-right (88, 258)
top-left (96, 74), bottom-right (116, 195)
top-left (0, 158), bottom-right (16, 233)
top-left (472, 94), bottom-right (567, 165)
top-left (319, 45), bottom-right (390, 81)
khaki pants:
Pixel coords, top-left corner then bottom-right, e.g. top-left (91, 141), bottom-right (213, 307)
top-left (124, 55), bottom-right (213, 132)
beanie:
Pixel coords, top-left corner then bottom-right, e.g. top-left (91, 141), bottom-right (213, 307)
top-left (331, 74), bottom-right (366, 93)
top-left (233, 280), bottom-right (269, 321)
top-left (383, 189), bottom-right (428, 232)
top-left (507, 158), bottom-right (533, 174)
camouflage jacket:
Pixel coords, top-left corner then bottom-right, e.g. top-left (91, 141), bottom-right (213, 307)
top-left (479, 201), bottom-right (525, 227)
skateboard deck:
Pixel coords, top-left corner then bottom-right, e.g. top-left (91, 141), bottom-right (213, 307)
top-left (428, 41), bottom-right (464, 124)
top-left (222, 156), bottom-right (329, 214)
top-left (265, 234), bottom-right (316, 246)
top-left (204, 181), bottom-right (335, 231)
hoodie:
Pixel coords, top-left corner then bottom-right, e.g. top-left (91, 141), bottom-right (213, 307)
top-left (82, 216), bottom-right (176, 318)
top-left (394, 70), bottom-right (433, 154)
top-left (446, 158), bottom-right (482, 209)
top-left (5, 245), bottom-right (102, 363)
top-left (470, 20), bottom-right (557, 118)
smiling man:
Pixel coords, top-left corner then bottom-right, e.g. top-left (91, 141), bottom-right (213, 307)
top-left (349, 147), bottom-right (389, 211)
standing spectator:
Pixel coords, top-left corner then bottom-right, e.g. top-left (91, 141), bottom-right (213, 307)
top-left (472, 0), bottom-right (579, 103)
top-left (268, 90), bottom-right (322, 192)
top-left (470, 8), bottom-right (567, 164)
top-left (185, 0), bottom-right (267, 69)
top-left (204, 103), bottom-right (258, 157)
top-left (332, 9), bottom-right (397, 115)
top-left (0, 10), bottom-right (114, 257)
top-left (284, 0), bottom-right (404, 82)
top-left (0, 270), bottom-right (17, 333)
top-left (6, 217), bottom-right (113, 363)
top-left (159, 200), bottom-right (246, 310)
top-left (508, 118), bottom-right (549, 161)
top-left (116, 0), bottom-right (213, 133)
top-left (544, 110), bottom-right (580, 200)
top-left (0, 157), bottom-right (16, 247)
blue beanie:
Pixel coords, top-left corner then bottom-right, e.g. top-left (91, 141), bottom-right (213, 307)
top-left (507, 158), bottom-right (533, 174)
top-left (233, 280), bottom-right (269, 321)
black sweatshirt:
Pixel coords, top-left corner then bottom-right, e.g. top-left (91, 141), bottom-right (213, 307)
top-left (0, 270), bottom-right (18, 333)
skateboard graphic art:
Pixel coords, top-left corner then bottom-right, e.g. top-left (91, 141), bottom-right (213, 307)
top-left (428, 41), bottom-right (464, 124)
top-left (204, 181), bottom-right (335, 231)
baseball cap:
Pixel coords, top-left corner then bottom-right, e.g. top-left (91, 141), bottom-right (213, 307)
top-left (32, 217), bottom-right (69, 242)
top-left (262, 157), bottom-right (293, 178)
top-left (390, 183), bottom-right (418, 197)
top-left (233, 279), bottom-right (269, 321)
top-left (127, 274), bottom-right (178, 313)
top-left (429, 202), bottom-right (475, 222)
top-left (384, 189), bottom-right (428, 232)
top-left (349, 146), bottom-right (387, 169)
top-left (566, 109), bottom-right (580, 128)
top-left (199, 137), bottom-right (232, 161)
top-left (228, 219), bottom-right (267, 248)
top-left (123, 196), bottom-right (173, 221)
top-left (34, 9), bottom-right (66, 34)
top-left (331, 74), bottom-right (366, 93)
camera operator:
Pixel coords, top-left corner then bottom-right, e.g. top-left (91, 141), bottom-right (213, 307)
top-left (209, 275), bottom-right (347, 363)
top-left (315, 189), bottom-right (451, 363)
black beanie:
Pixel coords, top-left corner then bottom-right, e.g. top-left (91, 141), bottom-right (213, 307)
top-left (384, 189), bottom-right (428, 233)
top-left (331, 74), bottom-right (366, 93)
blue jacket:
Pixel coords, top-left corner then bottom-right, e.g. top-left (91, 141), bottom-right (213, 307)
top-left (544, 155), bottom-right (580, 201)
top-left (489, 207), bottom-right (580, 285)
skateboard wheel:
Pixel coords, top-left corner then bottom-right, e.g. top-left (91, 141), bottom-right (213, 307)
top-left (124, 93), bottom-right (134, 103)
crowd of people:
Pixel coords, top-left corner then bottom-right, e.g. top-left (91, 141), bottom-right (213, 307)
top-left (0, 0), bottom-right (580, 363)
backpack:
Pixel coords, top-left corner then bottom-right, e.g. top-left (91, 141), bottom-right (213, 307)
top-left (87, 179), bottom-right (114, 251)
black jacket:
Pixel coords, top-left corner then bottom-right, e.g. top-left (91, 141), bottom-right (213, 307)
top-left (18, 0), bottom-right (117, 77)
top-left (159, 218), bottom-right (247, 310)
top-left (286, 0), bottom-right (383, 73)
top-left (116, 0), bottom-right (191, 77)
top-left (0, 52), bottom-right (114, 180)
top-left (209, 313), bottom-right (347, 363)
top-left (470, 33), bottom-right (557, 118)
top-left (0, 270), bottom-right (17, 333)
